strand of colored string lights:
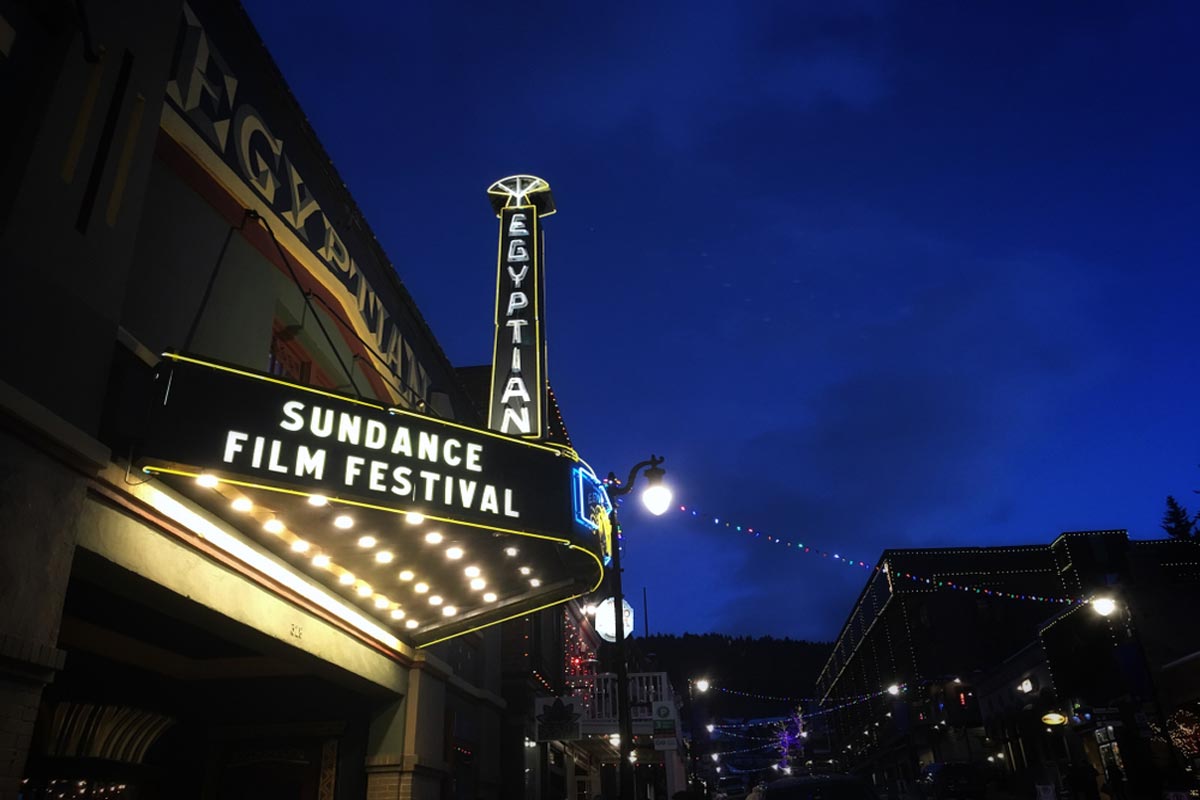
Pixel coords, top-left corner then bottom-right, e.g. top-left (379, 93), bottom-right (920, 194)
top-left (674, 503), bottom-right (1084, 605)
top-left (710, 729), bottom-right (780, 742)
top-left (713, 686), bottom-right (878, 704)
top-left (712, 743), bottom-right (779, 757)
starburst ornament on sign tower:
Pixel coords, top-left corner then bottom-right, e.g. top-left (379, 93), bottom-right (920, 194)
top-left (487, 175), bottom-right (556, 218)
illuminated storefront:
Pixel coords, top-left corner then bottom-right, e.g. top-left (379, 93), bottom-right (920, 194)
top-left (0, 2), bottom-right (606, 797)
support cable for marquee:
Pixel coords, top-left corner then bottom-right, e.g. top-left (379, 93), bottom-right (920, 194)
top-left (674, 502), bottom-right (1086, 605)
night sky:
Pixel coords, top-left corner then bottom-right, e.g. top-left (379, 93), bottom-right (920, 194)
top-left (240, 1), bottom-right (1200, 642)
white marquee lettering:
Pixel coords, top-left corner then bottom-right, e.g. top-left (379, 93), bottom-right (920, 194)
top-left (295, 445), bottom-right (326, 480)
top-left (506, 292), bottom-right (528, 317)
top-left (279, 401), bottom-right (304, 432)
top-left (501, 377), bottom-right (531, 404)
top-left (507, 239), bottom-right (529, 262)
top-left (508, 212), bottom-right (529, 236)
top-left (224, 431), bottom-right (248, 462)
top-left (506, 319), bottom-right (529, 344)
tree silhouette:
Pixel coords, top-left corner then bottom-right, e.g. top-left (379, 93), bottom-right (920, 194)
top-left (1161, 495), bottom-right (1195, 540)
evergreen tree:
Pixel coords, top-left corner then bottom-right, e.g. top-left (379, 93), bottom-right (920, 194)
top-left (1161, 495), bottom-right (1195, 540)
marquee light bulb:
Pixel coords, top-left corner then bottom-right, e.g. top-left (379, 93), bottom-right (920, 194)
top-left (405, 511), bottom-right (424, 524)
top-left (307, 494), bottom-right (328, 507)
top-left (312, 554), bottom-right (331, 568)
top-left (519, 566), bottom-right (531, 576)
top-left (446, 547), bottom-right (464, 560)
top-left (504, 547), bottom-right (518, 557)
top-left (414, 582), bottom-right (429, 594)
top-left (196, 473), bottom-right (219, 488)
top-left (405, 619), bottom-right (418, 629)
top-left (375, 551), bottom-right (394, 564)
top-left (470, 578), bottom-right (486, 591)
top-left (357, 536), bottom-right (377, 548)
top-left (339, 572), bottom-right (355, 585)
top-left (429, 595), bottom-right (443, 606)
top-left (230, 497), bottom-right (253, 512)
top-left (483, 592), bottom-right (497, 602)
top-left (374, 596), bottom-right (389, 609)
top-left (530, 578), bottom-right (541, 588)
top-left (333, 515), bottom-right (353, 529)
top-left (356, 584), bottom-right (373, 597)
top-left (425, 531), bottom-right (443, 544)
top-left (443, 606), bottom-right (457, 617)
top-left (390, 608), bottom-right (405, 620)
top-left (398, 570), bottom-right (415, 581)
top-left (263, 519), bottom-right (284, 534)
top-left (290, 539), bottom-right (310, 552)
top-left (464, 566), bottom-right (481, 577)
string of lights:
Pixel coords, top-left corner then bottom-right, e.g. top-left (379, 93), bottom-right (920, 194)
top-left (713, 686), bottom-right (878, 704)
top-left (674, 503), bottom-right (1085, 605)
top-left (710, 729), bottom-right (781, 742)
top-left (711, 743), bottom-right (779, 757)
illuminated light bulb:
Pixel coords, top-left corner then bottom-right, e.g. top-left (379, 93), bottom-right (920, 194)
top-left (706, 724), bottom-right (715, 733)
top-left (375, 551), bottom-right (394, 564)
top-left (398, 570), bottom-right (415, 581)
top-left (425, 531), bottom-right (443, 544)
top-left (1091, 597), bottom-right (1118, 617)
top-left (333, 515), bottom-right (353, 529)
top-left (530, 578), bottom-right (541, 588)
top-left (887, 684), bottom-right (901, 696)
top-left (470, 578), bottom-right (486, 591)
top-left (356, 583), bottom-right (373, 597)
top-left (464, 566), bottom-right (481, 577)
top-left (196, 474), bottom-right (219, 488)
top-left (429, 595), bottom-right (443, 606)
top-left (357, 536), bottom-right (377, 548)
top-left (290, 539), bottom-right (310, 552)
top-left (339, 572), bottom-right (355, 585)
top-left (312, 554), bottom-right (331, 568)
top-left (307, 494), bottom-right (328, 507)
top-left (446, 547), bottom-right (464, 560)
top-left (519, 566), bottom-right (531, 576)
top-left (390, 608), bottom-right (406, 620)
top-left (483, 592), bottom-right (497, 602)
top-left (711, 754), bottom-right (719, 763)
top-left (442, 606), bottom-right (456, 616)
top-left (405, 619), bottom-right (418, 629)
top-left (374, 595), bottom-right (389, 609)
top-left (263, 519), bottom-right (285, 534)
top-left (414, 582), bottom-right (429, 594)
top-left (695, 679), bottom-right (710, 693)
top-left (505, 547), bottom-right (519, 557)
top-left (230, 497), bottom-right (253, 513)
top-left (405, 511), bottom-right (424, 524)
top-left (641, 483), bottom-right (672, 516)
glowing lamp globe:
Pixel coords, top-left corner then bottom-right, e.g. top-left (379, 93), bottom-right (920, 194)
top-left (641, 484), bottom-right (672, 516)
top-left (695, 678), bottom-right (710, 693)
top-left (1091, 597), bottom-right (1117, 617)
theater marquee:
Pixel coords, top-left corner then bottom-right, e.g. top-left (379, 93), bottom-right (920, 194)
top-left (140, 353), bottom-right (610, 646)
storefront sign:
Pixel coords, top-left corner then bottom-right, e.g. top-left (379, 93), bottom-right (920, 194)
top-left (163, 3), bottom-right (430, 402)
top-left (141, 354), bottom-right (607, 541)
top-left (488, 205), bottom-right (545, 438)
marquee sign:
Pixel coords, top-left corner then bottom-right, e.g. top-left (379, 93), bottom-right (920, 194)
top-left (487, 176), bottom-right (553, 439)
top-left (141, 354), bottom-right (608, 544)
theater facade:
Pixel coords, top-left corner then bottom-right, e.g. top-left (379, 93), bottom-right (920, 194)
top-left (0, 2), bottom-right (609, 798)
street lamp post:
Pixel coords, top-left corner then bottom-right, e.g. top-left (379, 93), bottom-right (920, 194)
top-left (606, 456), bottom-right (671, 800)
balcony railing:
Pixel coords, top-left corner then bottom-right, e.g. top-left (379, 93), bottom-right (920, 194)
top-left (565, 672), bottom-right (676, 733)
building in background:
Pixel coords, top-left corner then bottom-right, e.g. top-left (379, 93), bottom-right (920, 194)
top-left (0, 2), bottom-right (609, 798)
top-left (814, 531), bottom-right (1200, 796)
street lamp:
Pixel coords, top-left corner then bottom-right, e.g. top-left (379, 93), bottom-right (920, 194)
top-left (606, 455), bottom-right (671, 800)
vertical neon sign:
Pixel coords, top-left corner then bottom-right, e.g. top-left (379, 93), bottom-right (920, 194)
top-left (486, 176), bottom-right (555, 439)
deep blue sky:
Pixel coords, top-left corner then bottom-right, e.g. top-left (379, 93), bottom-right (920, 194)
top-left (241, 1), bottom-right (1200, 642)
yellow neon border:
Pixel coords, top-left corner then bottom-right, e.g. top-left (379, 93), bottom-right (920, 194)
top-left (162, 352), bottom-right (577, 460)
top-left (418, 544), bottom-right (604, 648)
top-left (145, 466), bottom-right (607, 647)
top-left (486, 205), bottom-right (545, 439)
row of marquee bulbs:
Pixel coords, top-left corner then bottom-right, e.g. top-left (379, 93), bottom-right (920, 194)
top-left (193, 472), bottom-right (545, 627)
